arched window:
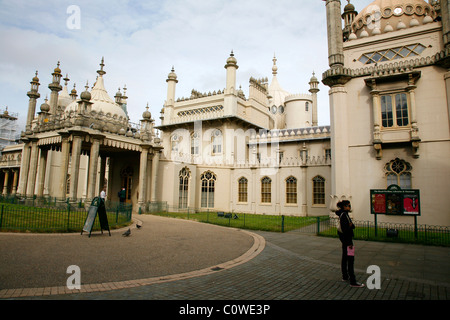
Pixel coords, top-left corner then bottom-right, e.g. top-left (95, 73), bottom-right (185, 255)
top-left (191, 132), bottom-right (200, 155)
top-left (211, 129), bottom-right (222, 154)
top-left (179, 167), bottom-right (190, 208)
top-left (384, 158), bottom-right (412, 189)
top-left (238, 177), bottom-right (248, 203)
top-left (313, 176), bottom-right (325, 205)
top-left (286, 176), bottom-right (297, 204)
top-left (261, 176), bottom-right (272, 203)
top-left (305, 102), bottom-right (309, 112)
top-left (201, 171), bottom-right (216, 208)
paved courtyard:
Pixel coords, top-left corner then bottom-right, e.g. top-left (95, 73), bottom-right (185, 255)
top-left (1, 214), bottom-right (449, 305)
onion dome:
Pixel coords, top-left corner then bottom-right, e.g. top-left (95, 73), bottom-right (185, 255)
top-left (80, 82), bottom-right (91, 101)
top-left (225, 50), bottom-right (238, 69)
top-left (32, 71), bottom-right (39, 83)
top-left (65, 58), bottom-right (127, 121)
top-left (344, 1), bottom-right (355, 12)
top-left (40, 98), bottom-right (50, 113)
top-left (167, 67), bottom-right (178, 81)
top-left (54, 61), bottom-right (61, 74)
top-left (142, 103), bottom-right (151, 120)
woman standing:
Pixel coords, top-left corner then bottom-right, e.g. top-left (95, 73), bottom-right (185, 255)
top-left (336, 200), bottom-right (365, 288)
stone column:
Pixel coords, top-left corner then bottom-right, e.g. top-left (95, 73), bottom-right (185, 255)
top-left (325, 0), bottom-right (344, 69)
top-left (99, 156), bottom-right (107, 195)
top-left (150, 150), bottom-right (160, 202)
top-left (57, 134), bottom-right (70, 201)
top-left (301, 164), bottom-right (308, 216)
top-left (2, 170), bottom-right (10, 195)
top-left (69, 134), bottom-right (83, 202)
top-left (36, 147), bottom-right (48, 197)
top-left (138, 145), bottom-right (149, 209)
top-left (26, 140), bottom-right (39, 197)
top-left (86, 136), bottom-right (102, 203)
top-left (329, 85), bottom-right (350, 200)
top-left (11, 169), bottom-right (19, 195)
top-left (17, 142), bottom-right (31, 196)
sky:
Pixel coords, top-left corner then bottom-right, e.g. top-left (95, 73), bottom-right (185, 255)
top-left (0, 0), bottom-right (374, 132)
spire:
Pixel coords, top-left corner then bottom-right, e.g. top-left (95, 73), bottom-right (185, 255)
top-left (63, 74), bottom-right (70, 87)
top-left (97, 57), bottom-right (106, 77)
top-left (272, 54), bottom-right (278, 76)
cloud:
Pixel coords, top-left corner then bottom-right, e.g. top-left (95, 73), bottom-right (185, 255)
top-left (0, 0), bottom-right (375, 130)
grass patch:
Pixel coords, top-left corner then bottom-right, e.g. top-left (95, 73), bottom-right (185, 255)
top-left (0, 203), bottom-right (132, 233)
top-left (149, 211), bottom-right (329, 233)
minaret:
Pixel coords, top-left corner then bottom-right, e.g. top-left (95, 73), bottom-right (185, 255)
top-left (224, 51), bottom-right (239, 116)
top-left (114, 88), bottom-right (123, 105)
top-left (48, 61), bottom-right (62, 115)
top-left (308, 72), bottom-right (320, 127)
top-left (26, 71), bottom-right (40, 133)
top-left (225, 50), bottom-right (238, 94)
top-left (322, 0), bottom-right (352, 209)
top-left (164, 67), bottom-right (178, 125)
top-left (325, 0), bottom-right (344, 69)
top-left (122, 85), bottom-right (128, 115)
top-left (342, 0), bottom-right (357, 41)
top-left (70, 84), bottom-right (78, 101)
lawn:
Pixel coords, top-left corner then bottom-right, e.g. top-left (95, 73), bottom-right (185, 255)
top-left (0, 203), bottom-right (132, 233)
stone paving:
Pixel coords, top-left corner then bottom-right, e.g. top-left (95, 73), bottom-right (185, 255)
top-left (0, 214), bottom-right (449, 303)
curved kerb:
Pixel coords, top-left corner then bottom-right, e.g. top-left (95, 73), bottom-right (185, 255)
top-left (0, 229), bottom-right (265, 299)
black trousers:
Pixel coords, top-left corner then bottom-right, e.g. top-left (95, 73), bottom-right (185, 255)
top-left (339, 236), bottom-right (356, 284)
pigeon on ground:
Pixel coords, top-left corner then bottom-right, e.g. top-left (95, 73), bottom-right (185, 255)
top-left (136, 223), bottom-right (142, 229)
top-left (122, 228), bottom-right (131, 237)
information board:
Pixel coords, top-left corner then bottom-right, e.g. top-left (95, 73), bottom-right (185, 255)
top-left (370, 185), bottom-right (420, 216)
top-left (81, 197), bottom-right (111, 237)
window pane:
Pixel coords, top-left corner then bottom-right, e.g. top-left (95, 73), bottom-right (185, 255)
top-left (212, 130), bottom-right (222, 154)
top-left (414, 44), bottom-right (426, 54)
top-left (313, 176), bottom-right (325, 205)
top-left (358, 55), bottom-right (369, 64)
top-left (399, 47), bottom-right (411, 57)
top-left (387, 173), bottom-right (397, 187)
top-left (372, 52), bottom-right (382, 62)
top-left (201, 179), bottom-right (208, 207)
top-left (286, 177), bottom-right (297, 204)
top-left (381, 95), bottom-right (393, 127)
top-left (208, 180), bottom-right (215, 207)
top-left (238, 178), bottom-right (248, 203)
top-left (385, 50), bottom-right (396, 59)
top-left (261, 177), bottom-right (272, 203)
top-left (395, 93), bottom-right (409, 126)
top-left (399, 173), bottom-right (411, 189)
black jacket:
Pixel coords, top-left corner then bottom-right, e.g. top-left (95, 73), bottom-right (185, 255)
top-left (336, 209), bottom-right (355, 246)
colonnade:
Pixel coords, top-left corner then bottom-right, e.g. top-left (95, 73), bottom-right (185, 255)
top-left (15, 131), bottom-right (161, 209)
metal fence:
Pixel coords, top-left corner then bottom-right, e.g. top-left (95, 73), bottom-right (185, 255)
top-left (320, 218), bottom-right (450, 247)
top-left (0, 196), bottom-right (133, 233)
top-left (143, 203), bottom-right (449, 246)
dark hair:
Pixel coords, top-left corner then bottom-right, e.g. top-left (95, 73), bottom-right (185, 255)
top-left (337, 200), bottom-right (351, 209)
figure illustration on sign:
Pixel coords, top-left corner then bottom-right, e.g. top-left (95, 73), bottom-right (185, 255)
top-left (404, 195), bottom-right (419, 214)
